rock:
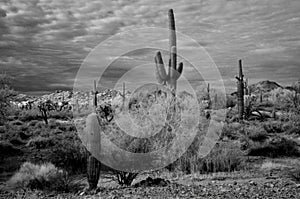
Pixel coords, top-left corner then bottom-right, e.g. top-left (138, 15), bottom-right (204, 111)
top-left (249, 180), bottom-right (257, 186)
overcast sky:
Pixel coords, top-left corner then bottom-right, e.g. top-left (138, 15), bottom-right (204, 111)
top-left (0, 0), bottom-right (299, 94)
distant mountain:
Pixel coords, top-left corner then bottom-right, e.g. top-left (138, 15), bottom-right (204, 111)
top-left (249, 80), bottom-right (282, 94)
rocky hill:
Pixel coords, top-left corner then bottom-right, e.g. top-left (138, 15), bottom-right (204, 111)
top-left (249, 80), bottom-right (282, 94)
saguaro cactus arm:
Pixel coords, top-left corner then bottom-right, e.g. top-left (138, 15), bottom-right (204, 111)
top-left (155, 52), bottom-right (169, 84)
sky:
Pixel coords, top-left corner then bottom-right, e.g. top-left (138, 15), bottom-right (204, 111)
top-left (0, 0), bottom-right (300, 95)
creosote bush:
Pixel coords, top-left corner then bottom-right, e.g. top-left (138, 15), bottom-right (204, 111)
top-left (171, 141), bottom-right (244, 174)
top-left (288, 166), bottom-right (300, 183)
top-left (26, 129), bottom-right (87, 174)
top-left (196, 142), bottom-right (244, 173)
top-left (246, 125), bottom-right (268, 142)
top-left (248, 137), bottom-right (300, 158)
top-left (7, 162), bottom-right (81, 192)
top-left (263, 121), bottom-right (285, 134)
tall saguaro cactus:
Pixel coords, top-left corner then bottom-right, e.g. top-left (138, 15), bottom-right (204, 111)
top-left (235, 60), bottom-right (244, 120)
top-left (154, 9), bottom-right (183, 94)
top-left (86, 80), bottom-right (101, 190)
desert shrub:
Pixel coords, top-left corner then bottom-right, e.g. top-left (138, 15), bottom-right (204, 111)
top-left (105, 171), bottom-right (139, 186)
top-left (246, 125), bottom-right (268, 142)
top-left (0, 141), bottom-right (22, 158)
top-left (173, 141), bottom-right (244, 174)
top-left (196, 142), bottom-right (244, 173)
top-left (18, 109), bottom-right (41, 122)
top-left (270, 88), bottom-right (297, 110)
top-left (7, 162), bottom-right (81, 192)
top-left (27, 120), bottom-right (39, 127)
top-left (27, 136), bottom-right (56, 149)
top-left (27, 132), bottom-right (87, 174)
top-left (263, 121), bottom-right (284, 134)
top-left (10, 137), bottom-right (26, 146)
top-left (47, 119), bottom-right (75, 132)
top-left (226, 95), bottom-right (237, 108)
top-left (285, 125), bottom-right (300, 135)
top-left (248, 137), bottom-right (300, 158)
top-left (280, 113), bottom-right (300, 135)
top-left (47, 119), bottom-right (61, 129)
top-left (49, 110), bottom-right (72, 120)
top-left (0, 125), bottom-right (6, 134)
top-left (9, 120), bottom-right (24, 126)
top-left (221, 122), bottom-right (242, 140)
top-left (287, 166), bottom-right (300, 183)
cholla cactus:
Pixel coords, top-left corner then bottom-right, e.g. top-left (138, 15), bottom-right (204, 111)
top-left (154, 9), bottom-right (183, 94)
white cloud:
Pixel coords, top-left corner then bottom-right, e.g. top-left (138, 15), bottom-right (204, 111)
top-left (0, 0), bottom-right (299, 91)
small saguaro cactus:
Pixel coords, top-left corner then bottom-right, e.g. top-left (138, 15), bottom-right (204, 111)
top-left (93, 80), bottom-right (98, 108)
top-left (245, 78), bottom-right (249, 95)
top-left (259, 88), bottom-right (263, 103)
top-left (213, 93), bottom-right (218, 109)
top-left (120, 82), bottom-right (126, 109)
top-left (154, 9), bottom-right (183, 94)
top-left (294, 90), bottom-right (298, 107)
top-left (235, 59), bottom-right (245, 120)
top-left (207, 83), bottom-right (212, 109)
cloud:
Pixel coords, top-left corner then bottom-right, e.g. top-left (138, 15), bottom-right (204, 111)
top-left (0, 0), bottom-right (299, 93)
top-left (0, 8), bottom-right (7, 17)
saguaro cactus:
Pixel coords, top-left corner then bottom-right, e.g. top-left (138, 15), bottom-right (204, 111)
top-left (259, 89), bottom-right (263, 103)
top-left (86, 80), bottom-right (101, 190)
top-left (87, 154), bottom-right (101, 189)
top-left (207, 83), bottom-right (212, 109)
top-left (93, 80), bottom-right (98, 108)
top-left (120, 82), bottom-right (126, 109)
top-left (245, 78), bottom-right (249, 95)
top-left (85, 113), bottom-right (102, 190)
top-left (154, 9), bottom-right (183, 94)
top-left (235, 60), bottom-right (244, 120)
top-left (294, 90), bottom-right (298, 107)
